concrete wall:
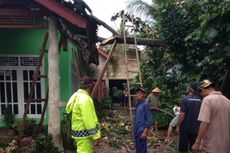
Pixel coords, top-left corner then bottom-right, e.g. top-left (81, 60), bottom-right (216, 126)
top-left (0, 29), bottom-right (74, 126)
top-left (92, 49), bottom-right (139, 80)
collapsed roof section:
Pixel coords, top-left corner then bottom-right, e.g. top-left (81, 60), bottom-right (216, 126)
top-left (0, 0), bottom-right (166, 65)
top-left (0, 0), bottom-right (100, 65)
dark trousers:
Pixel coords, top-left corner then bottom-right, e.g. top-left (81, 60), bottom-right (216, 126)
top-left (135, 133), bottom-right (147, 153)
top-left (179, 129), bottom-right (198, 152)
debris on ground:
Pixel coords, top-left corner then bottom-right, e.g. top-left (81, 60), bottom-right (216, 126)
top-left (95, 109), bottom-right (178, 153)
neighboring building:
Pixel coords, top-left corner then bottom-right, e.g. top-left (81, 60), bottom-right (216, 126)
top-left (90, 46), bottom-right (140, 104)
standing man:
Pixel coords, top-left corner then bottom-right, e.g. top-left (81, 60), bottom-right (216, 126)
top-left (176, 82), bottom-right (201, 152)
top-left (123, 87), bottom-right (128, 107)
top-left (134, 87), bottom-right (153, 153)
top-left (66, 76), bottom-right (100, 153)
top-left (192, 79), bottom-right (230, 153)
top-left (146, 87), bottom-right (161, 108)
top-left (146, 87), bottom-right (161, 131)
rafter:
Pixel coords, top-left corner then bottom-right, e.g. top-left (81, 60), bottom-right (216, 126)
top-left (0, 9), bottom-right (45, 17)
top-left (35, 0), bottom-right (87, 28)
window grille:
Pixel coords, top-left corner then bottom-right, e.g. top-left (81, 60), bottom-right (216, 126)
top-left (0, 57), bottom-right (19, 66)
top-left (20, 57), bottom-right (39, 66)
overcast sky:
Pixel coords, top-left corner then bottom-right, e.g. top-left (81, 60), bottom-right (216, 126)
top-left (83, 0), bottom-right (152, 38)
top-left (64, 0), bottom-right (152, 37)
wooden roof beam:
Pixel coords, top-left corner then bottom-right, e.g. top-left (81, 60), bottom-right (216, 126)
top-left (0, 9), bottom-right (46, 17)
top-left (100, 36), bottom-right (166, 47)
top-left (0, 0), bottom-right (20, 6)
top-left (0, 24), bottom-right (47, 29)
top-left (35, 0), bottom-right (87, 28)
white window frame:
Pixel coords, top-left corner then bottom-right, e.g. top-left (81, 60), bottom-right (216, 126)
top-left (0, 55), bottom-right (45, 118)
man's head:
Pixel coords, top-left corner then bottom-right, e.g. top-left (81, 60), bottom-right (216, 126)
top-left (152, 87), bottom-right (161, 96)
top-left (199, 79), bottom-right (215, 97)
top-left (80, 76), bottom-right (94, 92)
top-left (187, 82), bottom-right (198, 94)
top-left (136, 87), bottom-right (147, 101)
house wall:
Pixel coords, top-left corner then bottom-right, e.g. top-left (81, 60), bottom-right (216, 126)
top-left (91, 49), bottom-right (139, 102)
top-left (107, 51), bottom-right (139, 80)
top-left (0, 29), bottom-right (73, 126)
top-left (92, 50), bottom-right (139, 80)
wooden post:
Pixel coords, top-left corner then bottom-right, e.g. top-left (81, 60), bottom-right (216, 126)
top-left (48, 16), bottom-right (61, 148)
top-left (91, 40), bottom-right (117, 98)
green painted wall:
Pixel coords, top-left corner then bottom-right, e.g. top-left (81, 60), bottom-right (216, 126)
top-left (0, 29), bottom-right (73, 126)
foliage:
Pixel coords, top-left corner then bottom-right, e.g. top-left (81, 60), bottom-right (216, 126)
top-left (156, 0), bottom-right (230, 81)
top-left (12, 118), bottom-right (39, 137)
top-left (61, 113), bottom-right (75, 150)
top-left (2, 106), bottom-right (15, 128)
top-left (32, 133), bottom-right (62, 153)
top-left (111, 11), bottom-right (160, 39)
top-left (109, 139), bottom-right (123, 149)
top-left (94, 88), bottom-right (112, 119)
top-left (112, 87), bottom-right (123, 99)
top-left (127, 0), bottom-right (230, 105)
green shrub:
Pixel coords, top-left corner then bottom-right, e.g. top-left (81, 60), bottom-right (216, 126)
top-left (3, 106), bottom-right (15, 128)
top-left (32, 133), bottom-right (62, 153)
top-left (61, 113), bottom-right (75, 150)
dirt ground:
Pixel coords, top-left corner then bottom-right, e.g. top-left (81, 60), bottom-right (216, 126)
top-left (94, 132), bottom-right (179, 153)
top-left (94, 107), bottom-right (179, 153)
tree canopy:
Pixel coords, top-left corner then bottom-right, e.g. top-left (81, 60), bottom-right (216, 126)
top-left (127, 0), bottom-right (230, 99)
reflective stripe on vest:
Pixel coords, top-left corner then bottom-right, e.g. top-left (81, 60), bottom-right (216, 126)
top-left (72, 125), bottom-right (99, 137)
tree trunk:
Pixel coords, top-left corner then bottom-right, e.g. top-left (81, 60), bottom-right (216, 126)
top-left (48, 16), bottom-right (61, 148)
top-left (100, 36), bottom-right (166, 47)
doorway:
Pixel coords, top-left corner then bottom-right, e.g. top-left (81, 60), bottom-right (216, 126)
top-left (109, 79), bottom-right (126, 105)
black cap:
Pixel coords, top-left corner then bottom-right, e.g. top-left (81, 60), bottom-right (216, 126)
top-left (136, 87), bottom-right (147, 93)
top-left (80, 76), bottom-right (93, 89)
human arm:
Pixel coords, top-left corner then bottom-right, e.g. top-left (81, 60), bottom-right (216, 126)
top-left (65, 93), bottom-right (77, 113)
top-left (141, 103), bottom-right (153, 139)
top-left (80, 96), bottom-right (100, 139)
top-left (192, 122), bottom-right (209, 153)
top-left (140, 128), bottom-right (148, 139)
top-left (192, 99), bottom-right (211, 153)
top-left (176, 111), bottom-right (185, 134)
top-left (176, 99), bottom-right (186, 134)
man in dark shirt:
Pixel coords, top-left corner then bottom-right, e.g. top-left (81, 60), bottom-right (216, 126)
top-left (73, 0), bottom-right (92, 16)
top-left (176, 82), bottom-right (201, 152)
top-left (134, 87), bottom-right (153, 153)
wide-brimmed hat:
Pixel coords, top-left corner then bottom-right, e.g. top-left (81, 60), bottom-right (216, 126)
top-left (199, 79), bottom-right (213, 88)
top-left (136, 87), bottom-right (147, 93)
top-left (152, 87), bottom-right (161, 93)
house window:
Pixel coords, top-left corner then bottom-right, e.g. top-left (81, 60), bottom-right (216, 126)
top-left (0, 55), bottom-right (44, 118)
top-left (0, 69), bottom-right (19, 115)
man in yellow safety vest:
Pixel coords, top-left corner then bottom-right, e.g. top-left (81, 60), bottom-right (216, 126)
top-left (66, 76), bottom-right (100, 153)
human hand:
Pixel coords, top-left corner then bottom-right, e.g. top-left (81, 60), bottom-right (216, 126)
top-left (191, 142), bottom-right (200, 153)
top-left (140, 131), bottom-right (147, 139)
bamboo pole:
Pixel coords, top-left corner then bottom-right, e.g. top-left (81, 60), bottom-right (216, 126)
top-left (91, 40), bottom-right (117, 98)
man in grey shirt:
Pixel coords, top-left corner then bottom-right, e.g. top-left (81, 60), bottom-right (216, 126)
top-left (146, 87), bottom-right (161, 131)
